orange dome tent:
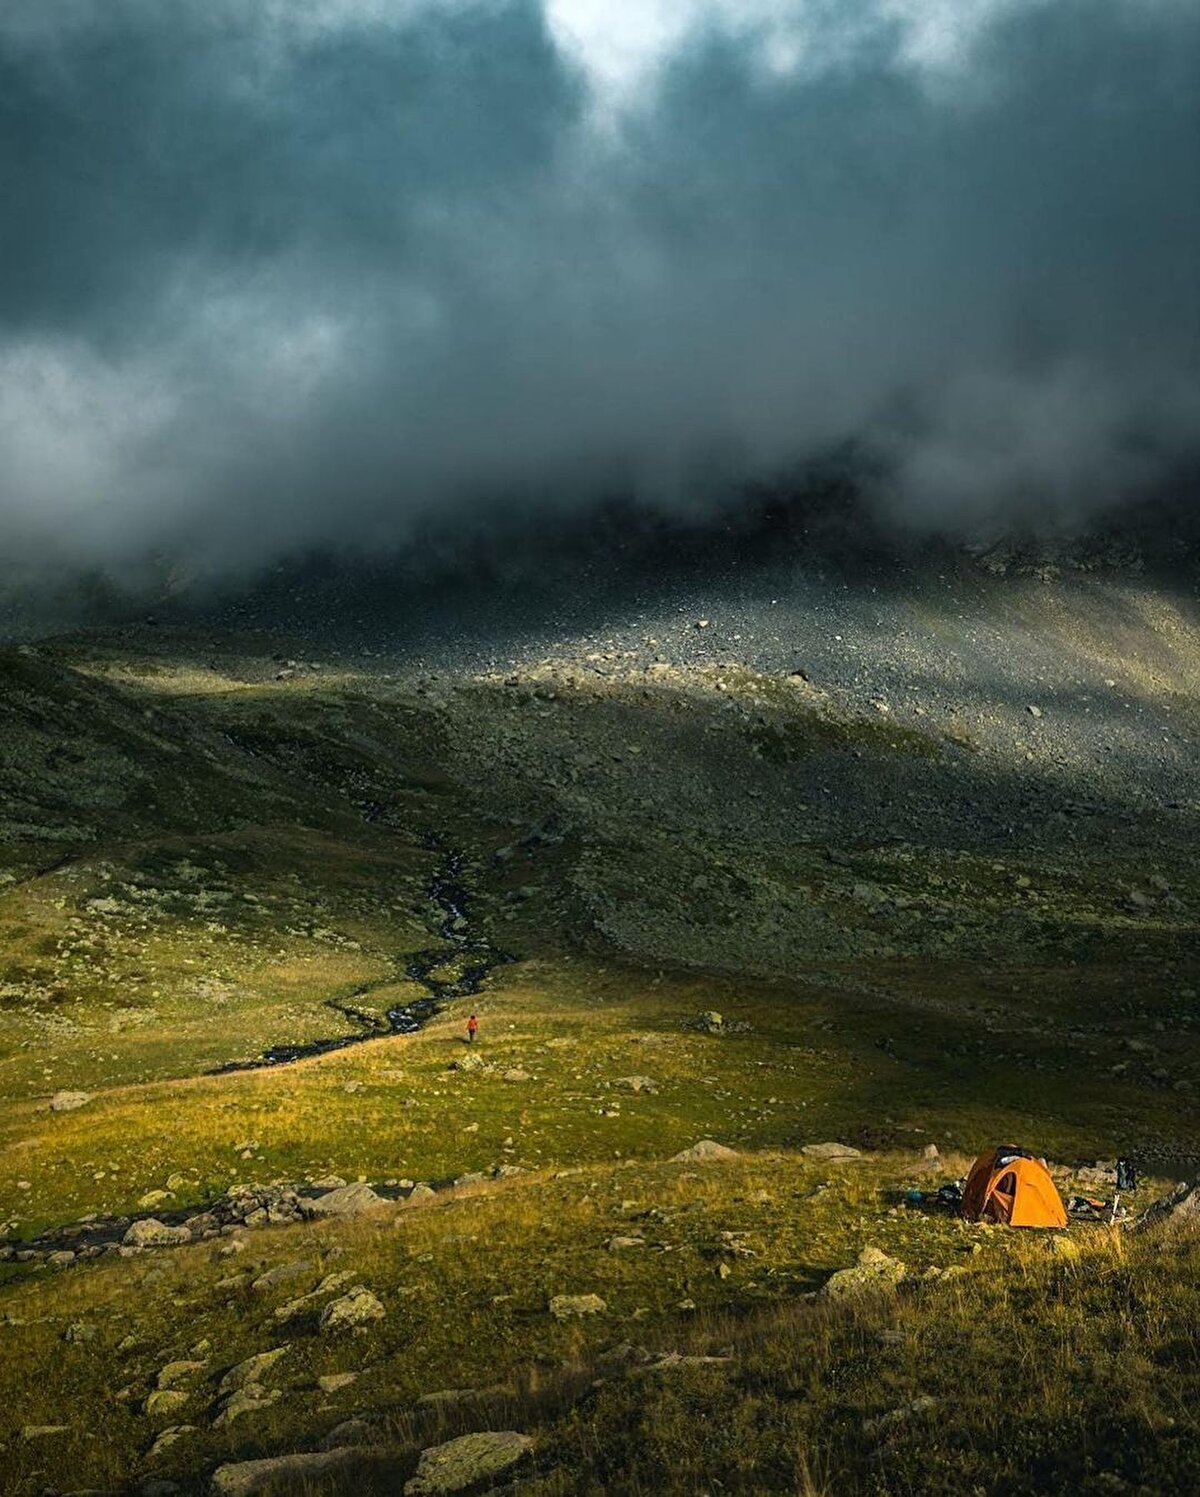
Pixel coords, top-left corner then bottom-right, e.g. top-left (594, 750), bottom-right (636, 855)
top-left (961, 1147), bottom-right (1067, 1228)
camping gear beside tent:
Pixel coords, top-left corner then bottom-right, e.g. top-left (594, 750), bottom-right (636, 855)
top-left (961, 1147), bottom-right (1068, 1228)
top-left (1067, 1194), bottom-right (1124, 1222)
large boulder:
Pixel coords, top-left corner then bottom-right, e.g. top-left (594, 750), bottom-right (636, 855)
top-left (614, 1076), bottom-right (658, 1094)
top-left (822, 1247), bottom-right (906, 1299)
top-left (49, 1091), bottom-right (92, 1112)
top-left (303, 1182), bottom-right (385, 1218)
top-left (548, 1293), bottom-right (606, 1320)
top-left (218, 1346), bottom-right (290, 1395)
top-left (404, 1431), bottom-right (534, 1495)
top-left (156, 1360), bottom-right (207, 1390)
top-left (402, 1183), bottom-right (437, 1207)
top-left (210, 1448), bottom-right (364, 1496)
top-left (670, 1139), bottom-right (738, 1163)
top-left (144, 1389), bottom-right (191, 1418)
top-left (801, 1142), bottom-right (863, 1161)
top-left (124, 1218), bottom-right (192, 1248)
top-left (274, 1270), bottom-right (357, 1324)
top-left (251, 1260), bottom-right (311, 1293)
top-left (1131, 1182), bottom-right (1200, 1233)
top-left (214, 1385), bottom-right (283, 1426)
top-left (320, 1287), bottom-right (386, 1333)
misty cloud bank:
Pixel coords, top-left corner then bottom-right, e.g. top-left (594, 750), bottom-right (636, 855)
top-left (0, 0), bottom-right (1197, 578)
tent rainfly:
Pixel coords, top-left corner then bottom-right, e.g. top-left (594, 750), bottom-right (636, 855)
top-left (961, 1146), bottom-right (1068, 1228)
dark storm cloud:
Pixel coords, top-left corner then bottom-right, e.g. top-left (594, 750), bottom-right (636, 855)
top-left (0, 0), bottom-right (1197, 573)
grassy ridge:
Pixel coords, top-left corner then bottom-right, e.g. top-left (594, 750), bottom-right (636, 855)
top-left (0, 1150), bottom-right (1195, 1495)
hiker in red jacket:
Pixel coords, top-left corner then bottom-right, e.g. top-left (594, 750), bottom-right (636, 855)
top-left (467, 1013), bottom-right (479, 1044)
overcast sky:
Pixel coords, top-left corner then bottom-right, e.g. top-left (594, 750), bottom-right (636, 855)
top-left (1, 0), bottom-right (1197, 576)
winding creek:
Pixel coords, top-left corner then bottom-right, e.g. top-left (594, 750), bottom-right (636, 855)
top-left (211, 843), bottom-right (513, 1074)
top-left (11, 843), bottom-right (514, 1261)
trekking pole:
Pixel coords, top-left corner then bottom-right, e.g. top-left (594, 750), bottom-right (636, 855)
top-left (1112, 1157), bottom-right (1137, 1225)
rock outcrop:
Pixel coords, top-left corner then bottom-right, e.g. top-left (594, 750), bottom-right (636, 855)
top-left (404, 1431), bottom-right (534, 1495)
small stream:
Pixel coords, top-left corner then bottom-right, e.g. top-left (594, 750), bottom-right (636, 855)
top-left (211, 842), bottom-right (512, 1073)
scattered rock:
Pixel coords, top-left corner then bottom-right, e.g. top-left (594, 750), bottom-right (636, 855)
top-left (214, 1384), bottom-right (283, 1426)
top-left (251, 1260), bottom-right (311, 1293)
top-left (640, 1351), bottom-right (734, 1374)
top-left (138, 1190), bottom-right (173, 1210)
top-left (864, 1395), bottom-right (938, 1436)
top-left (606, 1236), bottom-right (645, 1251)
top-left (317, 1372), bottom-right (358, 1394)
top-left (147, 1425), bottom-right (198, 1459)
top-left (210, 1448), bottom-right (364, 1496)
top-left (502, 1068), bottom-right (533, 1083)
top-left (50, 1090), bottom-right (92, 1112)
top-left (21, 1425), bottom-right (70, 1440)
top-left (157, 1360), bottom-right (207, 1390)
top-left (416, 1383), bottom-right (513, 1412)
top-left (822, 1247), bottom-right (906, 1299)
top-left (852, 881), bottom-right (886, 905)
top-left (204, 1183), bottom-right (308, 1230)
top-left (275, 1271), bottom-right (358, 1323)
top-left (218, 1346), bottom-right (290, 1395)
top-left (144, 1389), bottom-right (191, 1418)
top-left (320, 1287), bottom-right (386, 1332)
top-left (670, 1139), bottom-right (738, 1163)
top-left (403, 1183), bottom-right (437, 1207)
top-left (321, 1418), bottom-right (381, 1449)
top-left (303, 1183), bottom-right (385, 1218)
top-left (549, 1293), bottom-right (607, 1320)
top-left (449, 1054), bottom-right (486, 1072)
top-left (124, 1219), bottom-right (192, 1248)
top-left (404, 1430), bottom-right (534, 1495)
top-left (613, 1076), bottom-right (658, 1094)
top-left (801, 1142), bottom-right (862, 1161)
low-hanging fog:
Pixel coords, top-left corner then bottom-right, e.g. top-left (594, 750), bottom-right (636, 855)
top-left (1, 0), bottom-right (1198, 579)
